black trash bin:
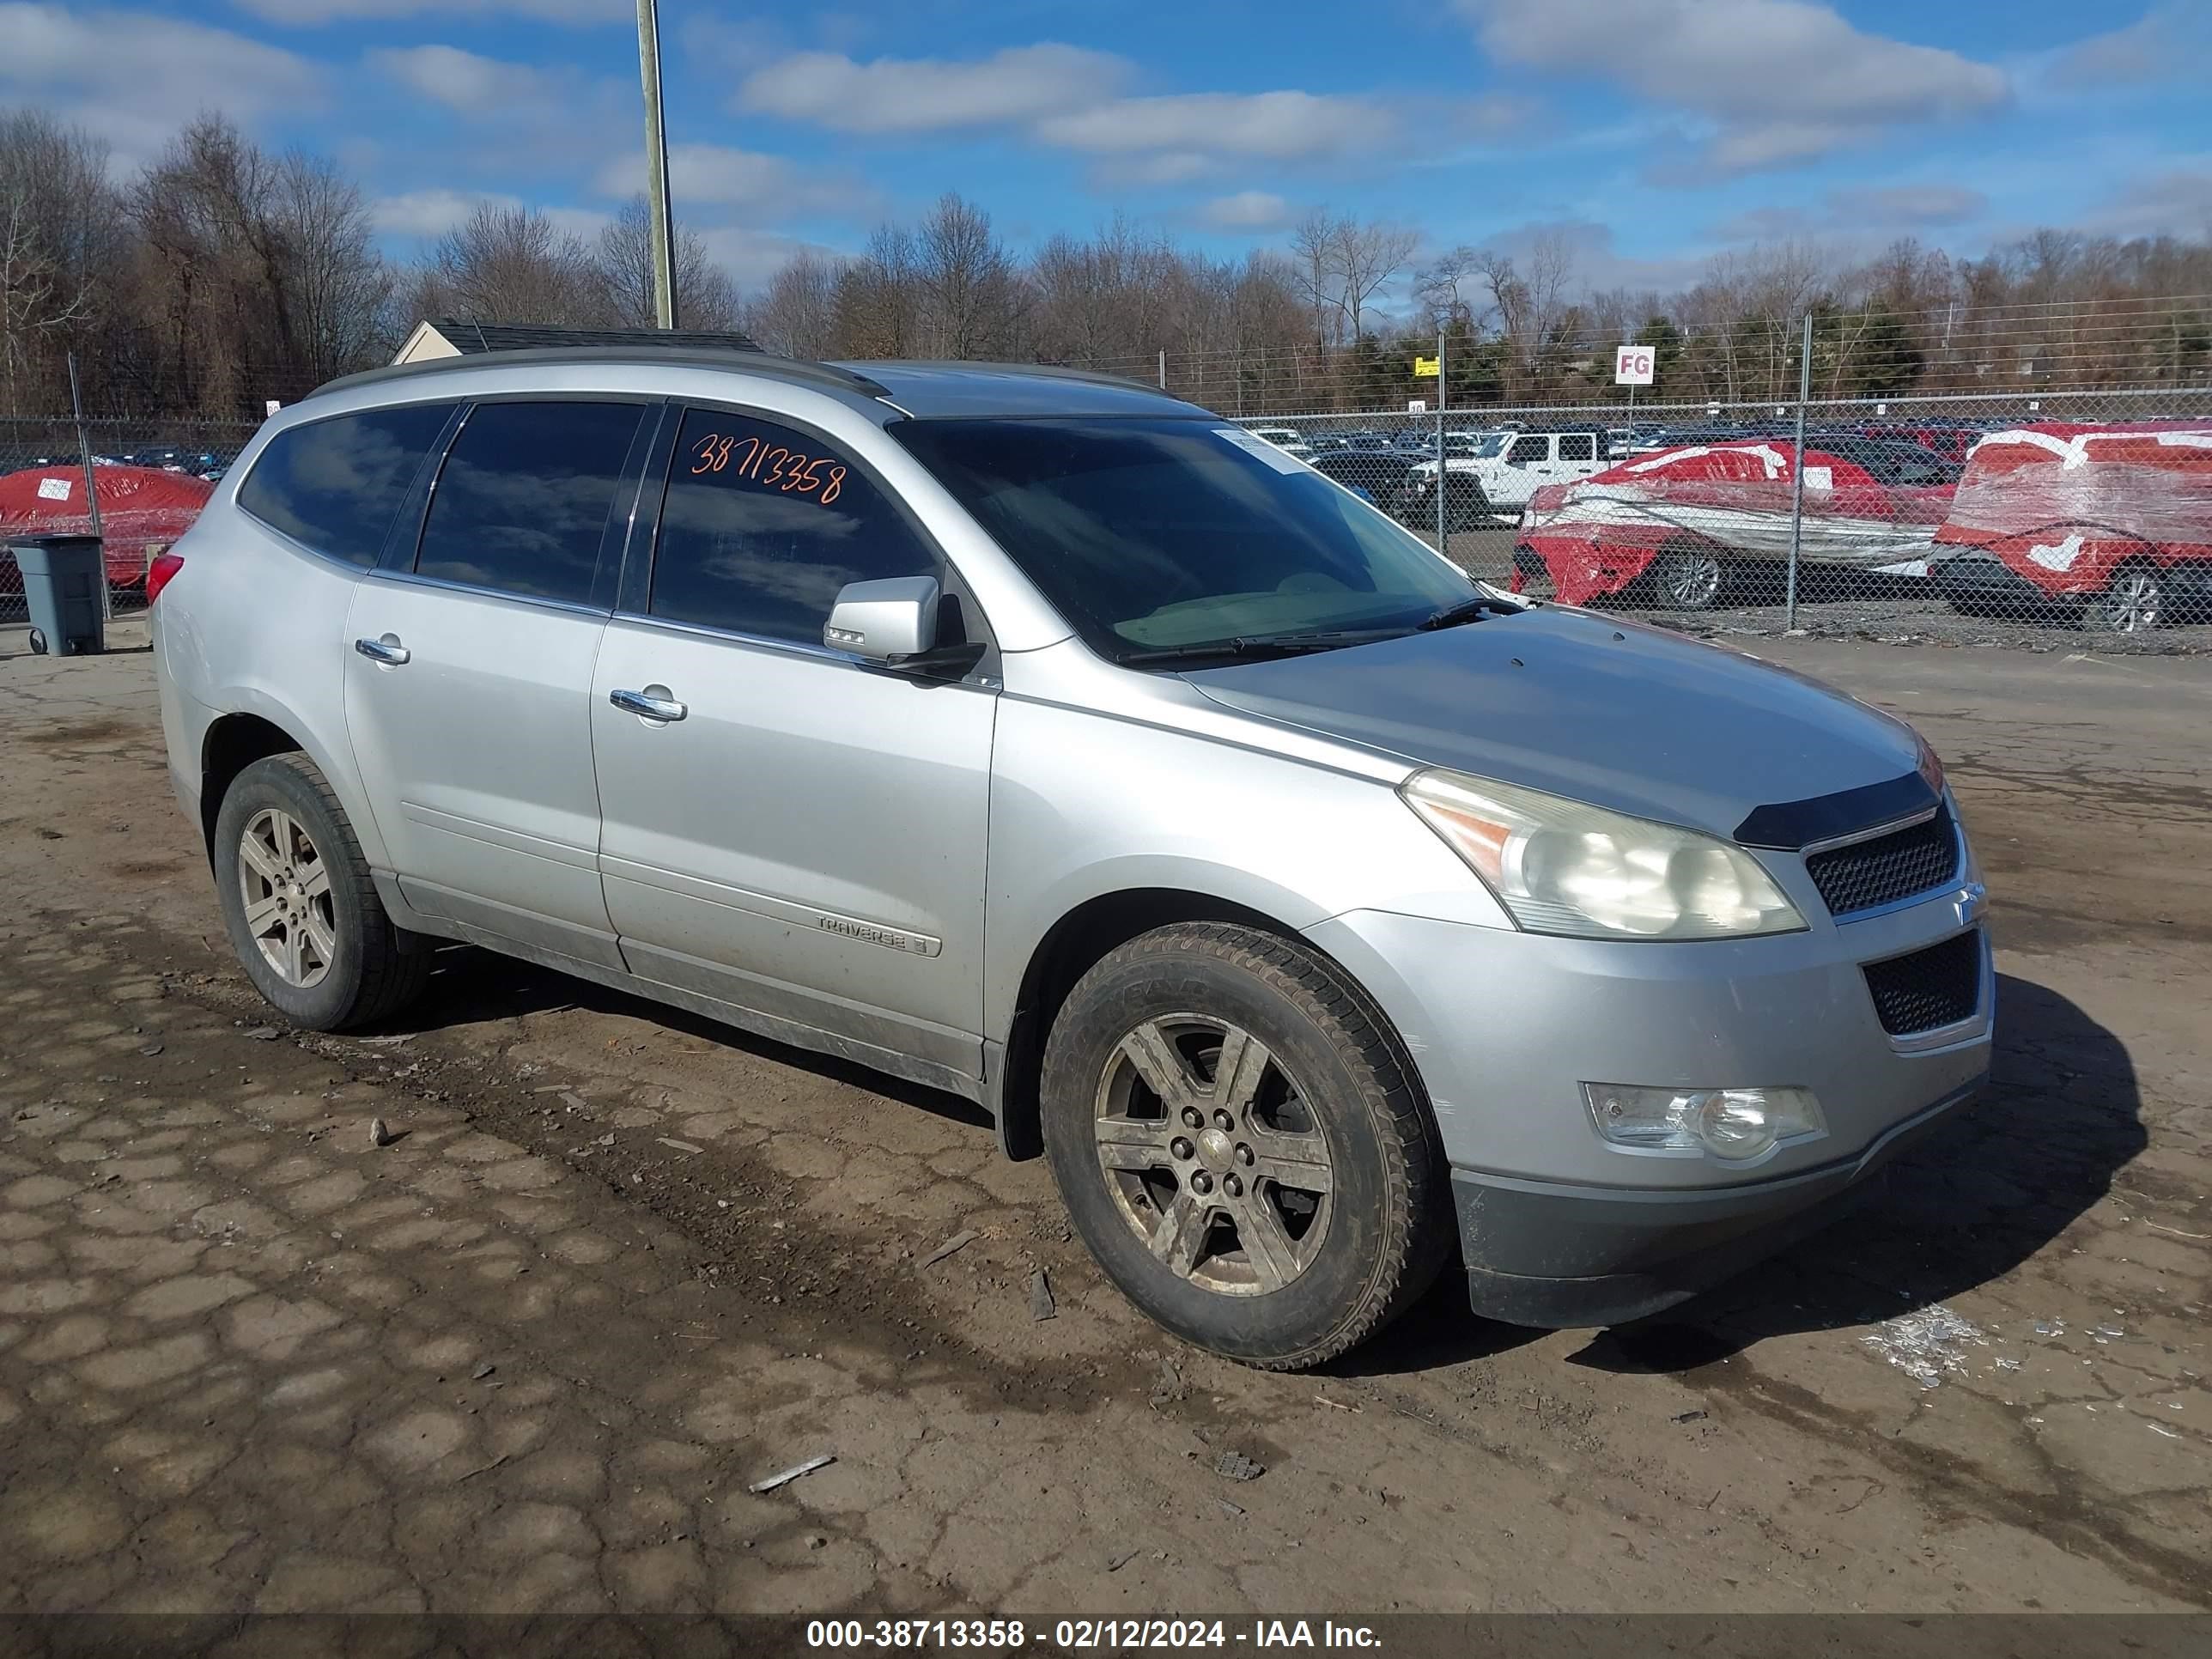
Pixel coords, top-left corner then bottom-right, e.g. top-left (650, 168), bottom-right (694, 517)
top-left (6, 533), bottom-right (106, 656)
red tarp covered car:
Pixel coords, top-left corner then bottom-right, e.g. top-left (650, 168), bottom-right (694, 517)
top-left (1510, 439), bottom-right (1958, 610)
top-left (1930, 423), bottom-right (2212, 633)
top-left (0, 465), bottom-right (214, 602)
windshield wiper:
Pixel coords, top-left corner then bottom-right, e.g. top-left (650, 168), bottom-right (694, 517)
top-left (1116, 628), bottom-right (1401, 667)
top-left (1416, 594), bottom-right (1508, 631)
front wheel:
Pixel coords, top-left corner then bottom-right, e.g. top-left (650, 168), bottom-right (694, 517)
top-left (212, 752), bottom-right (431, 1030)
top-left (2086, 562), bottom-right (2163, 634)
top-left (1040, 923), bottom-right (1451, 1370)
top-left (1650, 541), bottom-right (1725, 610)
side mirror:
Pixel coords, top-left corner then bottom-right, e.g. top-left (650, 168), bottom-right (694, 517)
top-left (824, 574), bottom-right (939, 662)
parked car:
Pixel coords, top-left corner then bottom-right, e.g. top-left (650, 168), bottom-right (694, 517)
top-left (1389, 466), bottom-right (1496, 532)
top-left (1452, 425), bottom-right (1616, 511)
top-left (1305, 448), bottom-right (1419, 507)
top-left (1931, 422), bottom-right (2212, 632)
top-left (1512, 438), bottom-right (1959, 608)
top-left (151, 349), bottom-right (1990, 1369)
top-left (0, 463), bottom-right (213, 603)
top-left (1246, 425), bottom-right (1314, 459)
top-left (1857, 422), bottom-right (1982, 466)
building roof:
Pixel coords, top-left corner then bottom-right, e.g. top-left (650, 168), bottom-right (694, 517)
top-left (394, 319), bottom-right (761, 365)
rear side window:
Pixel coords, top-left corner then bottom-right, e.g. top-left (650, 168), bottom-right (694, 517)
top-left (647, 408), bottom-right (936, 645)
top-left (237, 403), bottom-right (456, 567)
top-left (413, 400), bottom-right (647, 605)
top-left (1558, 433), bottom-right (1595, 462)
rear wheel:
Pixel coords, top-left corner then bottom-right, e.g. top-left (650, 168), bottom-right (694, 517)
top-left (2086, 562), bottom-right (2163, 634)
top-left (1041, 922), bottom-right (1451, 1370)
top-left (1650, 540), bottom-right (1725, 611)
top-left (212, 753), bottom-right (430, 1030)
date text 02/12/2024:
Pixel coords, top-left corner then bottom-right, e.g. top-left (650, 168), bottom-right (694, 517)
top-left (805, 1619), bottom-right (1384, 1650)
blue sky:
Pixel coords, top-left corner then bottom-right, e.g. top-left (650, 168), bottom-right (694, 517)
top-left (5, 0), bottom-right (2209, 297)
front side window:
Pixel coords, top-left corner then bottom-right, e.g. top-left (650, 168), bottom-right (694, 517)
top-left (649, 408), bottom-right (937, 644)
top-left (237, 402), bottom-right (456, 567)
top-left (1506, 435), bottom-right (1549, 465)
top-left (413, 400), bottom-right (646, 605)
top-left (890, 417), bottom-right (1478, 661)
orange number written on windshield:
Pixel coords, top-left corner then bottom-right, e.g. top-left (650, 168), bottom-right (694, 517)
top-left (687, 432), bottom-right (847, 505)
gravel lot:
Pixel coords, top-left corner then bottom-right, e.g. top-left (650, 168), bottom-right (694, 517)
top-left (1, 621), bottom-right (2207, 1617)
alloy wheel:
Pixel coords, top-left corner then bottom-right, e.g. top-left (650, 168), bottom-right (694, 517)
top-left (238, 807), bottom-right (337, 988)
top-left (1091, 1014), bottom-right (1334, 1296)
top-left (1658, 547), bottom-right (1723, 609)
top-left (2091, 568), bottom-right (2161, 633)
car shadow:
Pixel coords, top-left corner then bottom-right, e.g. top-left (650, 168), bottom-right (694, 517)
top-left (1566, 972), bottom-right (2143, 1374)
top-left (392, 939), bottom-right (997, 1136)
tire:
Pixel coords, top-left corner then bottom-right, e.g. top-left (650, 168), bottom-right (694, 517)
top-left (2085, 561), bottom-right (2163, 634)
top-left (27, 627), bottom-right (47, 656)
top-left (1040, 922), bottom-right (1452, 1370)
top-left (211, 752), bottom-right (430, 1030)
top-left (1649, 540), bottom-right (1726, 611)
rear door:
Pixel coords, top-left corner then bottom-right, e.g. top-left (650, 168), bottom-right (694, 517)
top-left (343, 398), bottom-right (654, 969)
top-left (589, 404), bottom-right (998, 1087)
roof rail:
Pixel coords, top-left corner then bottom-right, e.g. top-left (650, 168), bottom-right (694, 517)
top-left (305, 346), bottom-right (891, 403)
top-left (837, 359), bottom-right (1167, 395)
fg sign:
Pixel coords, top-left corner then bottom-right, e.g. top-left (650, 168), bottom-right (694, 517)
top-left (1613, 345), bottom-right (1656, 386)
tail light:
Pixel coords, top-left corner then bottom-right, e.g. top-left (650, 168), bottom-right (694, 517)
top-left (146, 551), bottom-right (185, 605)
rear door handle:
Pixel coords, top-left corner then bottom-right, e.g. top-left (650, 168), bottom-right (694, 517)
top-left (610, 687), bottom-right (687, 722)
top-left (354, 636), bottom-right (410, 665)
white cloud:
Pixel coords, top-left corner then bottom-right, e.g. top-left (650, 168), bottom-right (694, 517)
top-left (237, 0), bottom-right (624, 21)
top-left (2080, 168), bottom-right (2212, 239)
top-left (1200, 191), bottom-right (1293, 231)
top-left (368, 44), bottom-right (552, 111)
top-left (0, 4), bottom-right (321, 168)
top-left (697, 226), bottom-right (846, 295)
top-left (1456, 0), bottom-right (2008, 176)
top-left (2046, 7), bottom-right (2208, 90)
top-left (737, 45), bottom-right (1129, 135)
top-left (544, 205), bottom-right (612, 240)
top-left (369, 187), bottom-right (522, 238)
top-left (1709, 184), bottom-right (1988, 244)
top-left (592, 143), bottom-right (799, 209)
top-left (1827, 185), bottom-right (1986, 227)
top-left (1039, 90), bottom-right (1396, 161)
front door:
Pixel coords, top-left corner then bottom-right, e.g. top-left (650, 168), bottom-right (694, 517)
top-left (343, 398), bottom-right (650, 968)
top-left (590, 405), bottom-right (997, 1085)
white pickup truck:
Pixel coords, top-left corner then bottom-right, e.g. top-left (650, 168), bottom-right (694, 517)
top-left (1407, 426), bottom-right (1618, 514)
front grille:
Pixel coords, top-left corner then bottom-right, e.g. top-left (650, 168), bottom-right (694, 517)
top-left (1805, 805), bottom-right (1960, 916)
top-left (1863, 931), bottom-right (1983, 1036)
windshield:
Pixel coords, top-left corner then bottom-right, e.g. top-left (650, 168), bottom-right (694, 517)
top-left (890, 416), bottom-right (1480, 661)
top-left (1457, 433), bottom-right (1509, 458)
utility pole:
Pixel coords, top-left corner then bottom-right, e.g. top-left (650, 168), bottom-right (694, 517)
top-left (1784, 313), bottom-right (1813, 629)
top-left (1435, 328), bottom-right (1448, 553)
top-left (635, 0), bottom-right (678, 329)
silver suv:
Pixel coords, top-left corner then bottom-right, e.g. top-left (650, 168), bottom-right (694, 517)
top-left (151, 349), bottom-right (1992, 1369)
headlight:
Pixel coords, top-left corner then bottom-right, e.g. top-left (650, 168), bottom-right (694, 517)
top-left (1583, 1084), bottom-right (1826, 1160)
top-left (1400, 769), bottom-right (1805, 939)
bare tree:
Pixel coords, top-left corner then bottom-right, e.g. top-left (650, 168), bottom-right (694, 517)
top-left (425, 203), bottom-right (601, 326)
top-left (0, 112), bottom-right (109, 414)
top-left (592, 196), bottom-right (741, 331)
top-left (1289, 208), bottom-right (1346, 347)
top-left (270, 152), bottom-right (392, 385)
top-left (1331, 218), bottom-right (1417, 342)
top-left (834, 224), bottom-right (921, 358)
top-left (913, 193), bottom-right (1021, 358)
top-left (744, 250), bottom-right (846, 358)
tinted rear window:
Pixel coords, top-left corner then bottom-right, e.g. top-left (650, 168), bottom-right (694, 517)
top-left (237, 403), bottom-right (456, 567)
top-left (413, 400), bottom-right (646, 605)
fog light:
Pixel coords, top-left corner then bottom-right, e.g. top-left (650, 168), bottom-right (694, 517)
top-left (1583, 1084), bottom-right (1825, 1160)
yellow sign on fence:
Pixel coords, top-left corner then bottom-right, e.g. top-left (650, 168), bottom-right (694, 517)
top-left (1413, 356), bottom-right (1440, 377)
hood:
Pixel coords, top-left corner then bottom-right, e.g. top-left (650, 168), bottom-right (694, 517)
top-left (1182, 605), bottom-right (1922, 842)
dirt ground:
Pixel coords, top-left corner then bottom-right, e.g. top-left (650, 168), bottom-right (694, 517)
top-left (0, 618), bottom-right (2206, 1617)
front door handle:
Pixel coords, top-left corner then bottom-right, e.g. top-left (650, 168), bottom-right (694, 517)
top-left (610, 687), bottom-right (687, 722)
top-left (354, 635), bottom-right (410, 665)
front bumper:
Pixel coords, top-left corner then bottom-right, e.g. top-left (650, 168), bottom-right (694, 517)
top-left (1304, 878), bottom-right (1995, 1328)
top-left (1450, 1076), bottom-right (1982, 1327)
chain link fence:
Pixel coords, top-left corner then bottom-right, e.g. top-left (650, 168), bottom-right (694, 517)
top-left (1, 418), bottom-right (259, 623)
top-left (1233, 386), bottom-right (2212, 655)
